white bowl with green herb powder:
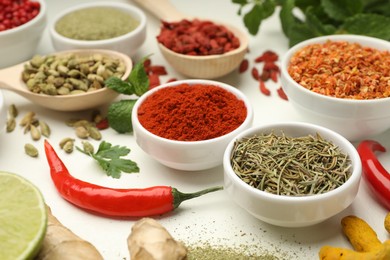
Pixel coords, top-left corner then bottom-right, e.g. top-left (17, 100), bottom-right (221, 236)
top-left (50, 2), bottom-right (146, 57)
top-left (223, 122), bottom-right (362, 228)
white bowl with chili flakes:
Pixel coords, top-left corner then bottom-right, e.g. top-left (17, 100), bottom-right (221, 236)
top-left (223, 122), bottom-right (362, 228)
top-left (0, 0), bottom-right (46, 68)
top-left (281, 35), bottom-right (390, 141)
top-left (132, 79), bottom-right (254, 171)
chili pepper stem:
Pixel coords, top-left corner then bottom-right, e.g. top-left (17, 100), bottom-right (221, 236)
top-left (172, 186), bottom-right (223, 209)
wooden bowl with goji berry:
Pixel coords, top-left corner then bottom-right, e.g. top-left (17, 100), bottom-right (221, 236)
top-left (133, 0), bottom-right (249, 79)
top-left (280, 34), bottom-right (390, 141)
top-left (0, 0), bottom-right (46, 68)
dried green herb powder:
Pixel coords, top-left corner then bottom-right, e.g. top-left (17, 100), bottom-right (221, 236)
top-left (187, 244), bottom-right (280, 260)
top-left (55, 7), bottom-right (140, 40)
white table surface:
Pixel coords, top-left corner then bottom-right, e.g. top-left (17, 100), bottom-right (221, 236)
top-left (1, 0), bottom-right (389, 259)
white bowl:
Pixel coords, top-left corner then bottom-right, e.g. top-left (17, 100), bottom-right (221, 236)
top-left (0, 0), bottom-right (47, 68)
top-left (132, 79), bottom-right (254, 171)
top-left (49, 2), bottom-right (147, 57)
top-left (223, 122), bottom-right (362, 227)
top-left (281, 35), bottom-right (390, 141)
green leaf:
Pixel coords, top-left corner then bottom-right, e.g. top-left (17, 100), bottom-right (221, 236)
top-left (105, 76), bottom-right (135, 95)
top-left (95, 141), bottom-right (130, 158)
top-left (280, 0), bottom-right (298, 37)
top-left (305, 6), bottom-right (337, 35)
top-left (288, 23), bottom-right (317, 46)
top-left (243, 1), bottom-right (276, 35)
top-left (232, 0), bottom-right (248, 5)
top-left (321, 0), bottom-right (363, 21)
top-left (127, 56), bottom-right (150, 97)
top-left (77, 140), bottom-right (139, 179)
top-left (107, 99), bottom-right (136, 133)
top-left (341, 13), bottom-right (390, 40)
top-left (363, 0), bottom-right (390, 16)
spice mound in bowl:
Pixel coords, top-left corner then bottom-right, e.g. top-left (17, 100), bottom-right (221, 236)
top-left (49, 2), bottom-right (146, 57)
top-left (132, 79), bottom-right (254, 171)
top-left (280, 34), bottom-right (390, 141)
top-left (0, 0), bottom-right (46, 68)
top-left (223, 122), bottom-right (362, 228)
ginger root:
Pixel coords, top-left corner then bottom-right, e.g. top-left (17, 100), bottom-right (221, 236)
top-left (36, 206), bottom-right (103, 260)
top-left (385, 212), bottom-right (390, 234)
top-left (319, 215), bottom-right (390, 260)
top-left (128, 218), bottom-right (187, 260)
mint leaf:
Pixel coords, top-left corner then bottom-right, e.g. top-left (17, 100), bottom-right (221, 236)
top-left (241, 0), bottom-right (276, 35)
top-left (280, 0), bottom-right (298, 37)
top-left (105, 76), bottom-right (135, 95)
top-left (127, 56), bottom-right (150, 97)
top-left (108, 99), bottom-right (136, 133)
top-left (288, 23), bottom-right (317, 46)
top-left (341, 13), bottom-right (390, 40)
top-left (305, 6), bottom-right (337, 35)
top-left (321, 0), bottom-right (363, 21)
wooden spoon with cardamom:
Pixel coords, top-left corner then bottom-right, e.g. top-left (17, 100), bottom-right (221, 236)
top-left (0, 49), bottom-right (132, 112)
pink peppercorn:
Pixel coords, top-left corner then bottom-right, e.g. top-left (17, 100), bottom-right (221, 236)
top-left (0, 0), bottom-right (40, 32)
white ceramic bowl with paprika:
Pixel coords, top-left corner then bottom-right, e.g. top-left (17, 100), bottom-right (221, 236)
top-left (0, 0), bottom-right (47, 68)
top-left (280, 34), bottom-right (390, 142)
top-left (49, 2), bottom-right (147, 57)
top-left (223, 122), bottom-right (362, 228)
top-left (132, 79), bottom-right (254, 171)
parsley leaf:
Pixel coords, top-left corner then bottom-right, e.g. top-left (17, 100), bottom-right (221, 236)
top-left (77, 141), bottom-right (139, 179)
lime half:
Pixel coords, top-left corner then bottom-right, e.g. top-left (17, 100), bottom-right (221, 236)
top-left (0, 172), bottom-right (47, 260)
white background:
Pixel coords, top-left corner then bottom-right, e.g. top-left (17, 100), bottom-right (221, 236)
top-left (1, 0), bottom-right (389, 259)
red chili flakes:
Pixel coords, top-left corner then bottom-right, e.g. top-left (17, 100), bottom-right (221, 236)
top-left (0, 0), bottom-right (40, 32)
top-left (157, 19), bottom-right (240, 56)
top-left (288, 40), bottom-right (390, 100)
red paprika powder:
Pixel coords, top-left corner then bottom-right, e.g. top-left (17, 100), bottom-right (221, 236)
top-left (137, 83), bottom-right (247, 141)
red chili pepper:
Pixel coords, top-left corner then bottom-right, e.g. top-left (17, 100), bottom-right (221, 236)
top-left (44, 140), bottom-right (222, 217)
top-left (357, 140), bottom-right (390, 210)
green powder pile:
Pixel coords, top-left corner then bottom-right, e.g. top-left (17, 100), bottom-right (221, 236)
top-left (187, 243), bottom-right (280, 260)
top-left (55, 7), bottom-right (140, 41)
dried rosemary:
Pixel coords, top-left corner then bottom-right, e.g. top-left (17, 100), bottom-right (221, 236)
top-left (230, 131), bottom-right (352, 196)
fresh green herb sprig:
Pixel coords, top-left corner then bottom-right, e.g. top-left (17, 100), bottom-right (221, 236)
top-left (77, 141), bottom-right (139, 179)
top-left (105, 56), bottom-right (150, 133)
top-left (233, 0), bottom-right (390, 46)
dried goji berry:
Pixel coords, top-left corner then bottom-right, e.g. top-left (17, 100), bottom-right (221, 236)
top-left (166, 78), bottom-right (177, 83)
top-left (255, 50), bottom-right (279, 63)
top-left (239, 59), bottom-right (249, 73)
top-left (148, 74), bottom-right (161, 89)
top-left (259, 79), bottom-right (271, 96)
top-left (149, 65), bottom-right (168, 76)
top-left (270, 70), bottom-right (278, 83)
top-left (252, 67), bottom-right (259, 80)
top-left (277, 87), bottom-right (288, 101)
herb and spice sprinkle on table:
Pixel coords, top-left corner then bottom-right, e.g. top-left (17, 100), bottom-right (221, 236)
top-left (288, 40), bottom-right (390, 100)
top-left (137, 83), bottom-right (247, 141)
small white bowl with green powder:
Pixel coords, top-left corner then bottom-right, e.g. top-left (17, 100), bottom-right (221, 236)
top-left (50, 2), bottom-right (146, 57)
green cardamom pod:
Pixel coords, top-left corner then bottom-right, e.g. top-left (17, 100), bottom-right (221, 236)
top-left (25, 143), bottom-right (39, 157)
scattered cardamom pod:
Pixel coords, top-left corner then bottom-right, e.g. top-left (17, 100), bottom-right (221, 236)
top-left (24, 143), bottom-right (39, 158)
top-left (63, 140), bottom-right (74, 154)
top-left (8, 104), bottom-right (18, 118)
top-left (82, 141), bottom-right (95, 154)
top-left (39, 121), bottom-right (51, 137)
top-left (6, 118), bottom-right (16, 132)
top-left (30, 124), bottom-right (41, 141)
top-left (87, 126), bottom-right (102, 140)
top-left (59, 137), bottom-right (75, 149)
top-left (75, 126), bottom-right (89, 139)
top-left (19, 112), bottom-right (35, 127)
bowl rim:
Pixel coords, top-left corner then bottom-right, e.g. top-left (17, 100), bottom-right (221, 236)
top-left (223, 121), bottom-right (362, 202)
top-left (132, 79), bottom-right (254, 145)
top-left (49, 1), bottom-right (147, 45)
top-left (0, 0), bottom-right (46, 36)
top-left (281, 34), bottom-right (390, 105)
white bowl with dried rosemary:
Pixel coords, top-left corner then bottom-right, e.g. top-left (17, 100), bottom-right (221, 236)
top-left (223, 122), bottom-right (362, 228)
